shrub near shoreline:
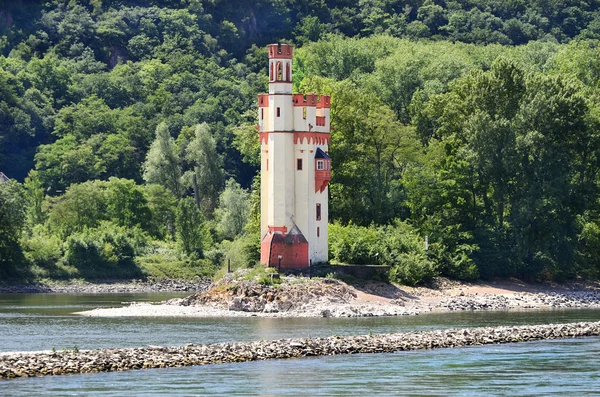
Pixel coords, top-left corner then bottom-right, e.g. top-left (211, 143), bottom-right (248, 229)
top-left (329, 221), bottom-right (463, 286)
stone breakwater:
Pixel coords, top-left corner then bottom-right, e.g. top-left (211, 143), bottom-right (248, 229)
top-left (0, 278), bottom-right (211, 294)
top-left (2, 321), bottom-right (600, 379)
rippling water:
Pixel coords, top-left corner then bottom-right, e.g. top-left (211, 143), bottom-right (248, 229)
top-left (1, 293), bottom-right (600, 395)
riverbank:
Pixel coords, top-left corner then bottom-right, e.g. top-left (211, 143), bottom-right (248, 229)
top-left (0, 278), bottom-right (211, 294)
top-left (1, 321), bottom-right (599, 379)
top-left (77, 273), bottom-right (600, 318)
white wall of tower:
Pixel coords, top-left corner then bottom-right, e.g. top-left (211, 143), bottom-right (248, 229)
top-left (260, 47), bottom-right (330, 265)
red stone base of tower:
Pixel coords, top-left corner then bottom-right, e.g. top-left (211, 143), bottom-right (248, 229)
top-left (261, 226), bottom-right (309, 269)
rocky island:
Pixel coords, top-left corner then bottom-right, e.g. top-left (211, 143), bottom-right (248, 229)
top-left (77, 271), bottom-right (600, 318)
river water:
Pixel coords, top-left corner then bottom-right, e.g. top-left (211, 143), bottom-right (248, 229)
top-left (1, 292), bottom-right (600, 396)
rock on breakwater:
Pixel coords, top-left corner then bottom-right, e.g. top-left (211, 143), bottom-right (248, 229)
top-left (2, 321), bottom-right (600, 379)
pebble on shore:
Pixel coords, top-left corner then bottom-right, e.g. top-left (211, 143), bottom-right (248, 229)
top-left (1, 321), bottom-right (600, 379)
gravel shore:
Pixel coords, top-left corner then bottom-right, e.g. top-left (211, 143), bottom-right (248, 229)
top-left (2, 321), bottom-right (599, 379)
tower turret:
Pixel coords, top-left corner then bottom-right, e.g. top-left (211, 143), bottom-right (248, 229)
top-left (268, 44), bottom-right (293, 95)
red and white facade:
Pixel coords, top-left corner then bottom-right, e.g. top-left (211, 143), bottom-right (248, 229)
top-left (259, 44), bottom-right (331, 269)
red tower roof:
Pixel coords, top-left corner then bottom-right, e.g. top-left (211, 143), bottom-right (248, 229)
top-left (268, 44), bottom-right (293, 59)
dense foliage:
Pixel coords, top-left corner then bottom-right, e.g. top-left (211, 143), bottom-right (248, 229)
top-left (2, 0), bottom-right (600, 283)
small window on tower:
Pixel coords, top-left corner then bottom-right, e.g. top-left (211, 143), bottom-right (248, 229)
top-left (277, 107), bottom-right (281, 117)
top-left (316, 203), bottom-right (321, 221)
top-left (266, 159), bottom-right (269, 171)
top-left (317, 227), bottom-right (320, 237)
top-left (261, 109), bottom-right (264, 120)
top-left (303, 107), bottom-right (307, 119)
top-left (297, 159), bottom-right (303, 170)
top-left (317, 160), bottom-right (324, 170)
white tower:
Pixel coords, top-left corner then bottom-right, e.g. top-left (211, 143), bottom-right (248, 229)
top-left (258, 44), bottom-right (331, 270)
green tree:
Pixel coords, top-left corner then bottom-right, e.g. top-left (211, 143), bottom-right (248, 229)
top-left (413, 58), bottom-right (593, 281)
top-left (35, 134), bottom-right (105, 192)
top-left (215, 178), bottom-right (250, 240)
top-left (176, 197), bottom-right (204, 256)
top-left (185, 123), bottom-right (223, 217)
top-left (45, 178), bottom-right (152, 239)
top-left (144, 184), bottom-right (177, 240)
top-left (104, 177), bottom-right (152, 230)
top-left (327, 80), bottom-right (420, 225)
top-left (143, 122), bottom-right (183, 197)
top-left (0, 180), bottom-right (27, 276)
top-left (23, 170), bottom-right (45, 228)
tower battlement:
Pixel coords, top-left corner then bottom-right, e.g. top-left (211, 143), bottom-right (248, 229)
top-left (292, 94), bottom-right (331, 108)
top-left (268, 44), bottom-right (293, 59)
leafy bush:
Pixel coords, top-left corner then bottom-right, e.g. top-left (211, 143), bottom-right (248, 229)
top-left (21, 225), bottom-right (75, 279)
top-left (378, 221), bottom-right (437, 286)
top-left (329, 222), bottom-right (380, 264)
top-left (136, 241), bottom-right (216, 280)
top-left (220, 232), bottom-right (260, 269)
top-left (63, 222), bottom-right (148, 279)
top-left (23, 226), bottom-right (63, 267)
top-left (329, 220), bottom-right (437, 286)
top-left (575, 217), bottom-right (600, 280)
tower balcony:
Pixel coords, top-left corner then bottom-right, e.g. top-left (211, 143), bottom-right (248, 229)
top-left (315, 148), bottom-right (332, 193)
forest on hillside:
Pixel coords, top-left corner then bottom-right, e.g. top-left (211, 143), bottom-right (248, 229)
top-left (1, 0), bottom-right (600, 284)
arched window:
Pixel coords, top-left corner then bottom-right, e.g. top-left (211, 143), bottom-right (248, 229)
top-left (270, 63), bottom-right (274, 81)
top-left (286, 63), bottom-right (291, 82)
top-left (277, 62), bottom-right (283, 81)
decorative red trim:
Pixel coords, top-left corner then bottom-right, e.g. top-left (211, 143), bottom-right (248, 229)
top-left (293, 132), bottom-right (330, 145)
top-left (261, 131), bottom-right (330, 145)
top-left (259, 132), bottom-right (269, 145)
top-left (316, 116), bottom-right (326, 126)
top-left (268, 226), bottom-right (288, 233)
